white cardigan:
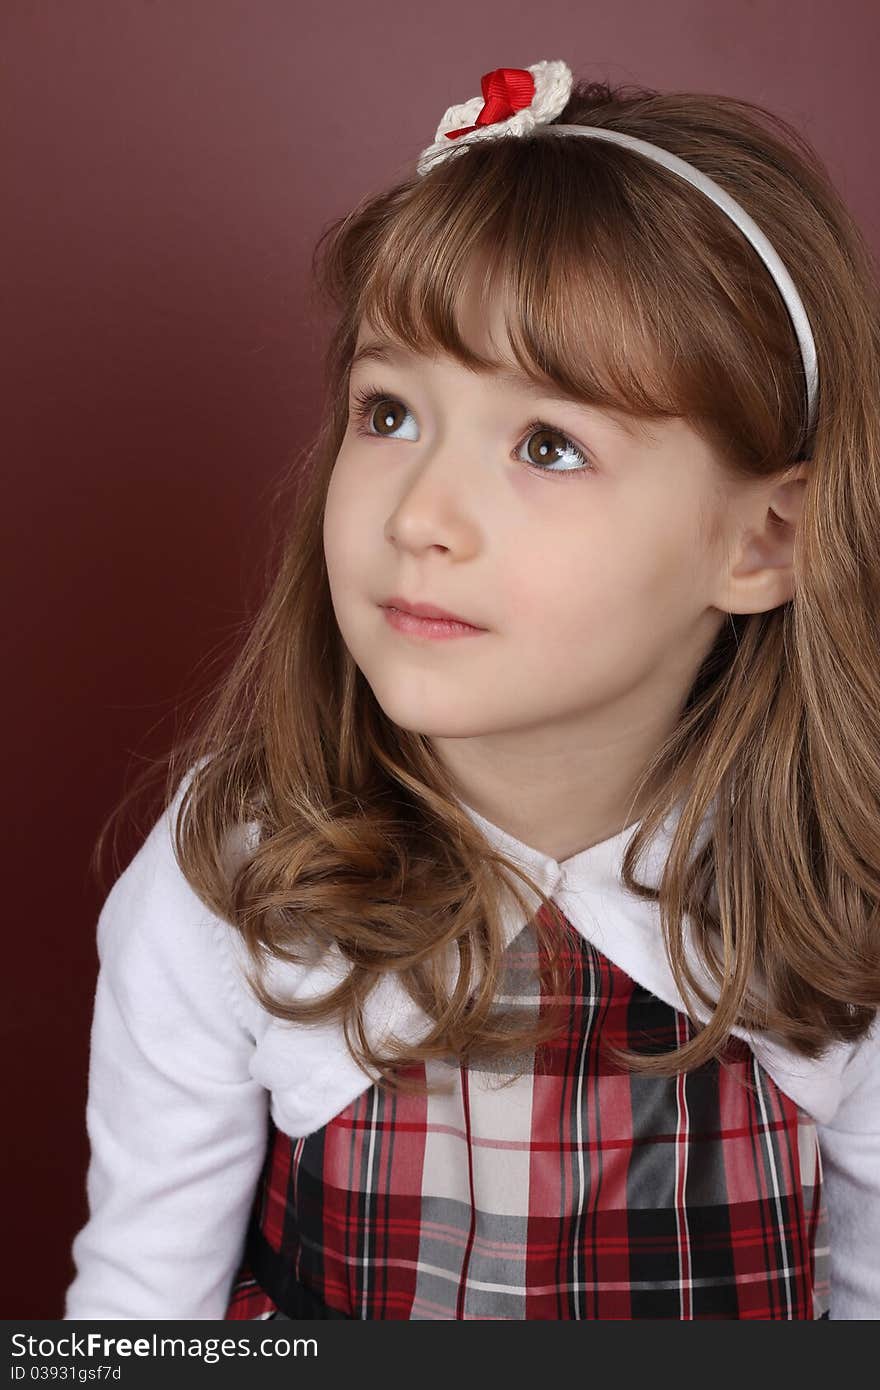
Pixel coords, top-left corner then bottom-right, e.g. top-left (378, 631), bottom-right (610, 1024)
top-left (63, 776), bottom-right (880, 1320)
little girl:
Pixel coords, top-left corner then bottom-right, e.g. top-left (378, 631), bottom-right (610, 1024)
top-left (64, 59), bottom-right (880, 1320)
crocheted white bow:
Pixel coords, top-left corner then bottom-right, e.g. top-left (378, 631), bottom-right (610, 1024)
top-left (417, 59), bottom-right (573, 177)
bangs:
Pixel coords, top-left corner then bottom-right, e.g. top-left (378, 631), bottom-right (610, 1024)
top-left (348, 132), bottom-right (739, 433)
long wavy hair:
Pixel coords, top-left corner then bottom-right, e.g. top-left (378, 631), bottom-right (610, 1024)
top-left (93, 75), bottom-right (880, 1089)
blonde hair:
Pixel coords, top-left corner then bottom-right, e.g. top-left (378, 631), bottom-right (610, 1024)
top-left (95, 77), bottom-right (880, 1089)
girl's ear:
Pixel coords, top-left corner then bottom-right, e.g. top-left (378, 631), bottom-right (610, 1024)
top-left (720, 462), bottom-right (810, 614)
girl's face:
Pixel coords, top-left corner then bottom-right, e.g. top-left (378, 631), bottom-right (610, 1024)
top-left (323, 283), bottom-right (737, 842)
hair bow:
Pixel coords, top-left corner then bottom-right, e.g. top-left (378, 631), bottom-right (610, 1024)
top-left (416, 59), bottom-right (573, 177)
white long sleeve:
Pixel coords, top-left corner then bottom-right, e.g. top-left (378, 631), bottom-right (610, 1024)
top-left (63, 790), bottom-right (270, 1320)
top-left (816, 1016), bottom-right (880, 1319)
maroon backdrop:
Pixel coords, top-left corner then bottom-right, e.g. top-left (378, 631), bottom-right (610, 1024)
top-left (3, 0), bottom-right (876, 1318)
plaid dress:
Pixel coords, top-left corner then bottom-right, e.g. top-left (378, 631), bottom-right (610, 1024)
top-left (224, 902), bottom-right (831, 1320)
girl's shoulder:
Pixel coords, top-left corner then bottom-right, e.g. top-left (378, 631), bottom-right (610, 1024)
top-left (94, 768), bottom-right (267, 1047)
top-left (95, 768), bottom-right (361, 1091)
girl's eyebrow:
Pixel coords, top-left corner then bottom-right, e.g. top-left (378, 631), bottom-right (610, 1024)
top-left (350, 339), bottom-right (644, 441)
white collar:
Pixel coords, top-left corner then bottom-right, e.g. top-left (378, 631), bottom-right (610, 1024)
top-left (243, 796), bottom-right (855, 1135)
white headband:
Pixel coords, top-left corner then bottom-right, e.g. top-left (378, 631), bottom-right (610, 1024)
top-left (417, 60), bottom-right (819, 437)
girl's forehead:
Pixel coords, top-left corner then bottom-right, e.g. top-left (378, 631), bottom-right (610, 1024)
top-left (356, 254), bottom-right (520, 357)
top-left (352, 299), bottom-right (531, 379)
top-left (351, 332), bottom-right (516, 378)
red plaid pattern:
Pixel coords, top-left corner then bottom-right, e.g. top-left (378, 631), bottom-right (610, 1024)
top-left (225, 904), bottom-right (830, 1319)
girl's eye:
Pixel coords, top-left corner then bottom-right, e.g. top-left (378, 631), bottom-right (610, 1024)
top-left (351, 388), bottom-right (419, 443)
top-left (349, 384), bottom-right (594, 480)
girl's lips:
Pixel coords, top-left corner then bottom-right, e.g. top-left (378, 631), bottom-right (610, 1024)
top-left (382, 606), bottom-right (488, 640)
top-left (383, 595), bottom-right (483, 625)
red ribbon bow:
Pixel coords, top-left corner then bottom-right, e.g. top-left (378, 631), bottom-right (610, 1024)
top-left (444, 66), bottom-right (536, 141)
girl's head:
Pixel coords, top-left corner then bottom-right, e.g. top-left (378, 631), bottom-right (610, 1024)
top-left (325, 249), bottom-right (803, 819)
top-left (105, 71), bottom-right (880, 1082)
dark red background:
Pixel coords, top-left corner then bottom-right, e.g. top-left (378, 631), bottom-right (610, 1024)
top-left (3, 0), bottom-right (876, 1318)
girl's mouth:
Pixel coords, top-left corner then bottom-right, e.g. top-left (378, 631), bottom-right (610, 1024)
top-left (382, 606), bottom-right (488, 640)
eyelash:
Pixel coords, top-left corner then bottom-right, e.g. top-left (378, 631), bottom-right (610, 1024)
top-left (349, 383), bottom-right (594, 481)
